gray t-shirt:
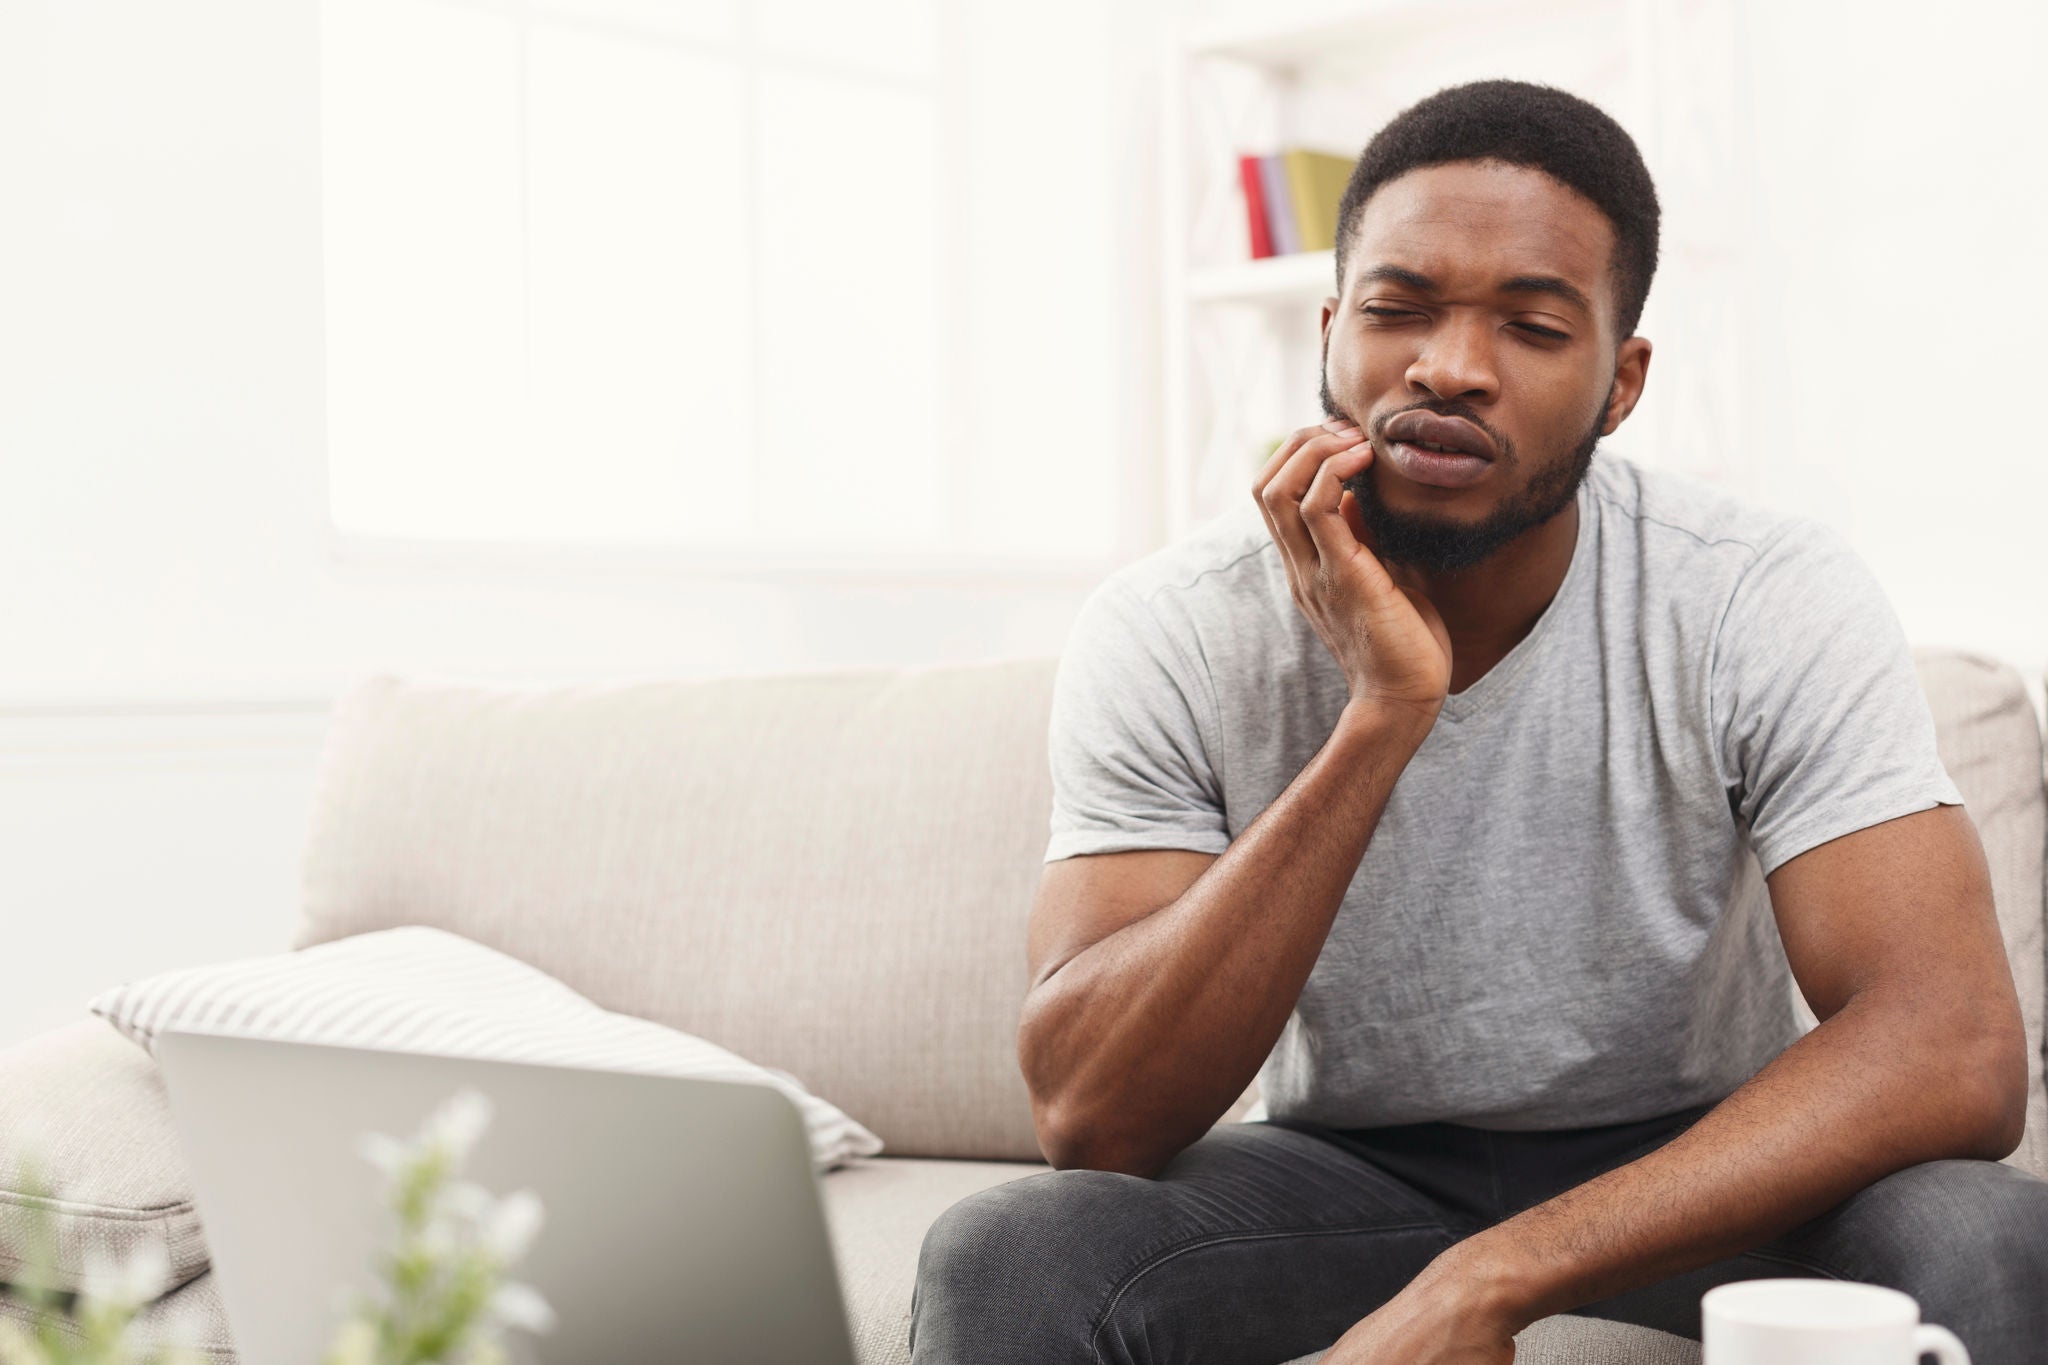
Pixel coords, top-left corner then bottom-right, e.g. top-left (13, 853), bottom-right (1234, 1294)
top-left (1044, 448), bottom-right (1964, 1131)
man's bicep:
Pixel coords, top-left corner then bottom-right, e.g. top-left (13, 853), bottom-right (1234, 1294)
top-left (1765, 803), bottom-right (2004, 1023)
top-left (1027, 847), bottom-right (1220, 992)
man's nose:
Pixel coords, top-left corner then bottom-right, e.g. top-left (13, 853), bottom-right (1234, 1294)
top-left (1404, 315), bottom-right (1499, 404)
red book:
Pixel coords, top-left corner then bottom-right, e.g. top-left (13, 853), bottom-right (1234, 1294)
top-left (1238, 154), bottom-right (1274, 259)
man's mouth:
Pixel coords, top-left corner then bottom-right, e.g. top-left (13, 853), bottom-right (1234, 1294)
top-left (1379, 410), bottom-right (1499, 461)
top-left (1380, 442), bottom-right (1494, 489)
top-left (1372, 410), bottom-right (1500, 490)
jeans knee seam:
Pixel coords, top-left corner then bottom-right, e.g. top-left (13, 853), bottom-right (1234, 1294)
top-left (1085, 1220), bottom-right (1452, 1364)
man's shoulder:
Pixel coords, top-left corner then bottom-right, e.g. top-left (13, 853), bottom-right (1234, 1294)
top-left (1587, 451), bottom-right (1890, 689)
top-left (1587, 449), bottom-right (1814, 580)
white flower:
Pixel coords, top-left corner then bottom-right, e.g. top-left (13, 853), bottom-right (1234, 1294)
top-left (482, 1190), bottom-right (545, 1263)
top-left (440, 1179), bottom-right (493, 1223)
top-left (356, 1131), bottom-right (410, 1176)
top-left (78, 1241), bottom-right (170, 1309)
top-left (322, 1316), bottom-right (380, 1365)
top-left (415, 1220), bottom-right (459, 1263)
top-left (423, 1088), bottom-right (494, 1162)
top-left (488, 1280), bottom-right (556, 1335)
top-left (0, 1318), bottom-right (44, 1365)
top-left (325, 1085), bottom-right (552, 1365)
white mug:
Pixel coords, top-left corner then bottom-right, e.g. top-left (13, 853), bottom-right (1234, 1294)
top-left (1702, 1279), bottom-right (1969, 1364)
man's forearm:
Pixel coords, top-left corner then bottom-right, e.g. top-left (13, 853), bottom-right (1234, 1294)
top-left (1435, 984), bottom-right (2023, 1329)
top-left (1021, 701), bottom-right (1433, 1176)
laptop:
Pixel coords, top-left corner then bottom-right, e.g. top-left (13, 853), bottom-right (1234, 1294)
top-left (154, 1028), bottom-right (861, 1365)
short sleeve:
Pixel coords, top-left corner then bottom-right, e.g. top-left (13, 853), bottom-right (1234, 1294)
top-left (1711, 519), bottom-right (1964, 877)
top-left (1043, 577), bottom-right (1230, 863)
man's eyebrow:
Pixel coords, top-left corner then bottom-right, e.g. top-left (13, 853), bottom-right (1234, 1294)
top-left (1498, 274), bottom-right (1593, 315)
top-left (1357, 265), bottom-right (1595, 317)
top-left (1356, 264), bottom-right (1437, 292)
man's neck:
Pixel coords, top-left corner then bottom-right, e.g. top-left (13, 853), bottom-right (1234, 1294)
top-left (1409, 499), bottom-right (1581, 695)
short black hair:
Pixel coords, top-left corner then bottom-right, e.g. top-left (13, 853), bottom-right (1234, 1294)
top-left (1334, 79), bottom-right (1661, 338)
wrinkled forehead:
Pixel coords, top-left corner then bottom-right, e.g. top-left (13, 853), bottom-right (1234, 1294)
top-left (1347, 160), bottom-right (1617, 314)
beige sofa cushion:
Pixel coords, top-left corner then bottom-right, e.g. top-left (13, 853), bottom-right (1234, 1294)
top-left (1914, 651), bottom-right (2047, 1178)
top-left (296, 665), bottom-right (1059, 1162)
top-left (1279, 1312), bottom-right (1702, 1365)
top-left (820, 1156), bottom-right (1047, 1362)
top-left (0, 1020), bottom-right (207, 1299)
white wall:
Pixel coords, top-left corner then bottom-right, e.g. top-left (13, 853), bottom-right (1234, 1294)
top-left (5, 0), bottom-right (2046, 1047)
top-left (0, 0), bottom-right (1142, 1046)
top-left (1737, 0), bottom-right (2048, 678)
top-left (0, 0), bottom-right (1132, 710)
top-left (0, 710), bottom-right (328, 1050)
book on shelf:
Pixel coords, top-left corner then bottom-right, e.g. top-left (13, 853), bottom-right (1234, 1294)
top-left (1236, 155), bottom-right (1274, 258)
top-left (1236, 146), bottom-right (1353, 260)
top-left (1257, 155), bottom-right (1299, 255)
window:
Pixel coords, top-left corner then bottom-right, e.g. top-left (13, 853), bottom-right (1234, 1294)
top-left (322, 0), bottom-right (1118, 566)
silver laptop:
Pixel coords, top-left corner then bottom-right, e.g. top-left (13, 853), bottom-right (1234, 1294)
top-left (155, 1029), bottom-right (861, 1365)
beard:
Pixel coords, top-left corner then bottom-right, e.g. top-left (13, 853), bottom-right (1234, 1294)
top-left (1323, 368), bottom-right (1610, 575)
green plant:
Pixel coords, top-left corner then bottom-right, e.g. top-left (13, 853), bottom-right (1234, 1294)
top-left (322, 1088), bottom-right (552, 1365)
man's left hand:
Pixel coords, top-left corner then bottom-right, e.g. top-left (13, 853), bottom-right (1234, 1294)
top-left (1318, 1248), bottom-right (1525, 1364)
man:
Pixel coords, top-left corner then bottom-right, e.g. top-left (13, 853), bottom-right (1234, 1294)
top-left (909, 80), bottom-right (2047, 1364)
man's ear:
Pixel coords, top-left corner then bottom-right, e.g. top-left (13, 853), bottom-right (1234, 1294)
top-left (1601, 335), bottom-right (1653, 435)
top-left (1320, 296), bottom-right (1338, 345)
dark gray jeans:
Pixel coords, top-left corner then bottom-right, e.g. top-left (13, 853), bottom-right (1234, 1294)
top-left (909, 1105), bottom-right (2048, 1364)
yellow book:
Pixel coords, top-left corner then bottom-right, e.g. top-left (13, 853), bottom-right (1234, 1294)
top-left (1283, 148), bottom-right (1357, 253)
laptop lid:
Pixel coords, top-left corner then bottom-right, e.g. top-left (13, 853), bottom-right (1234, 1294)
top-left (155, 1028), bottom-right (859, 1365)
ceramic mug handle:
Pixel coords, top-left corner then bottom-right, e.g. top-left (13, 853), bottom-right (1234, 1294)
top-left (1913, 1324), bottom-right (1971, 1364)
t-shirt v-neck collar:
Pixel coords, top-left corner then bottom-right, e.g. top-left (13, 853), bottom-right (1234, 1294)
top-left (1432, 478), bottom-right (1597, 727)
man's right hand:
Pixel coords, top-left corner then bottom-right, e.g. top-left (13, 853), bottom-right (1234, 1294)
top-left (1253, 419), bottom-right (1455, 724)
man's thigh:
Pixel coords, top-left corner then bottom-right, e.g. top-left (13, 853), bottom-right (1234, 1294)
top-left (908, 1121), bottom-right (1465, 1365)
top-left (1571, 1158), bottom-right (2048, 1364)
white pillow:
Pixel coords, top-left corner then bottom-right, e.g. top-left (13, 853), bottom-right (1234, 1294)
top-left (89, 927), bottom-right (882, 1171)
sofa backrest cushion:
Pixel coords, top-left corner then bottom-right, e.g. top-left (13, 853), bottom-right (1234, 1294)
top-left (296, 663), bottom-right (1060, 1161)
top-left (1914, 651), bottom-right (2048, 1178)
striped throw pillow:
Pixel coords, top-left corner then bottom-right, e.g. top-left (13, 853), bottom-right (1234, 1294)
top-left (89, 926), bottom-right (882, 1170)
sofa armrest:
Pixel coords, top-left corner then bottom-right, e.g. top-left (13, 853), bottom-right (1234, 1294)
top-left (0, 1018), bottom-right (206, 1298)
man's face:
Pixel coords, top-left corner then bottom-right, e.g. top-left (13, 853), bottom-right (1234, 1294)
top-left (1321, 159), bottom-right (1649, 574)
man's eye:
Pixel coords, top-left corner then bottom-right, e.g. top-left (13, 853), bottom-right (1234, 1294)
top-left (1361, 306), bottom-right (1417, 320)
top-left (1514, 322), bottom-right (1569, 341)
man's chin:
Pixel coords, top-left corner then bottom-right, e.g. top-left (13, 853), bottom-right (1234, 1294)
top-left (1345, 475), bottom-right (1523, 573)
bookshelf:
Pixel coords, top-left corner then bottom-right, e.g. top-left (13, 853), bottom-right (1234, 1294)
top-left (1187, 249), bottom-right (1337, 305)
top-left (1157, 0), bottom-right (1752, 543)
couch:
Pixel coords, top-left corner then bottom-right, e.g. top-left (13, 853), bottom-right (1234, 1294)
top-left (2, 647), bottom-right (2042, 1364)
